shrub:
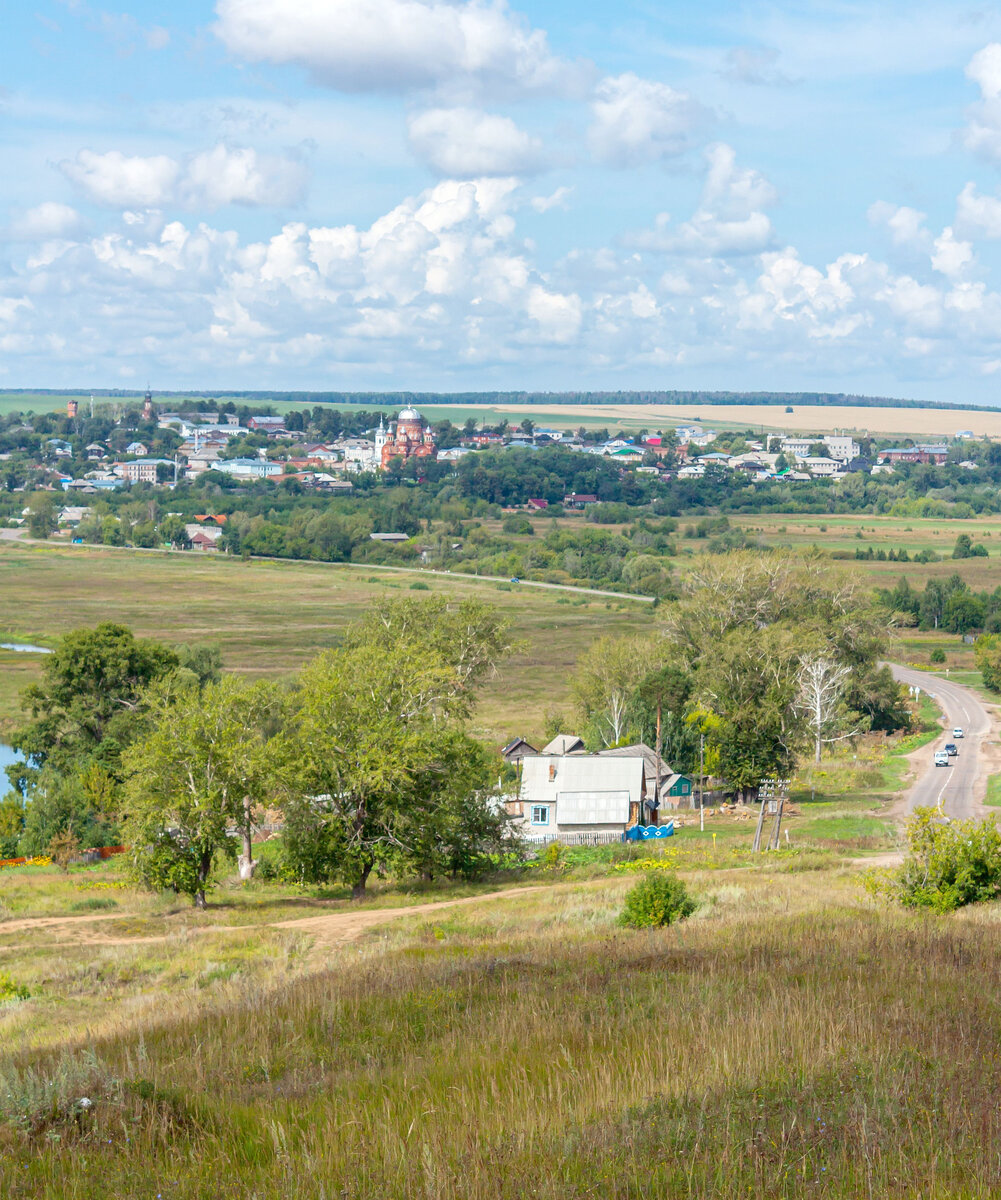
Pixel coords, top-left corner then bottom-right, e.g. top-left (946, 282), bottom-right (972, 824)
top-left (0, 1050), bottom-right (118, 1137)
top-left (620, 872), bottom-right (696, 928)
top-left (865, 807), bottom-right (1001, 912)
top-left (409, 582), bottom-right (430, 590)
top-left (0, 973), bottom-right (30, 1002)
top-left (975, 633), bottom-right (1001, 693)
top-left (929, 648), bottom-right (946, 664)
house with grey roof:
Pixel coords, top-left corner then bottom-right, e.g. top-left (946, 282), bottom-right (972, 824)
top-left (512, 754), bottom-right (648, 836)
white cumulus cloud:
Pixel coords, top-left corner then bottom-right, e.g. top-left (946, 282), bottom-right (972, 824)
top-left (530, 186), bottom-right (571, 213)
top-left (181, 144), bottom-right (309, 208)
top-left (931, 227), bottom-right (974, 278)
top-left (408, 107), bottom-right (544, 175)
top-left (7, 202), bottom-right (86, 241)
top-left (628, 144), bottom-right (776, 256)
top-left (588, 73), bottom-right (708, 167)
top-left (867, 201), bottom-right (930, 248)
top-left (213, 0), bottom-right (579, 95)
top-left (59, 144), bottom-right (309, 210)
top-left (60, 150), bottom-right (180, 208)
top-left (956, 181), bottom-right (1001, 237)
top-left (963, 43), bottom-right (1001, 163)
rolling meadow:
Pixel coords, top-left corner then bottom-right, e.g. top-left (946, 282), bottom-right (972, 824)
top-left (3, 504), bottom-right (1001, 1198)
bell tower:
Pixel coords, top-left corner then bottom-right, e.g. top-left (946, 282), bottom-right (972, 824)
top-left (142, 384), bottom-right (154, 422)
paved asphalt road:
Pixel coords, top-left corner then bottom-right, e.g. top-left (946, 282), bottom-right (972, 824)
top-left (890, 663), bottom-right (992, 818)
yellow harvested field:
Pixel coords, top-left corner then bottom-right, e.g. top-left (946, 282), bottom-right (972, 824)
top-left (489, 401), bottom-right (1001, 438)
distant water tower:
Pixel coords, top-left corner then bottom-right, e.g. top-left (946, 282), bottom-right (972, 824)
top-left (143, 384), bottom-right (154, 421)
top-left (67, 397), bottom-right (78, 419)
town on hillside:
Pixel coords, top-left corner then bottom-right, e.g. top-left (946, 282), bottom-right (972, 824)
top-left (0, 393), bottom-right (988, 547)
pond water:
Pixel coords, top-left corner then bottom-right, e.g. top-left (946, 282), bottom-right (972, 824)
top-left (0, 642), bottom-right (51, 654)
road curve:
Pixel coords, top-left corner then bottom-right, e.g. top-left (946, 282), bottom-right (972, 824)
top-left (889, 663), bottom-right (992, 818)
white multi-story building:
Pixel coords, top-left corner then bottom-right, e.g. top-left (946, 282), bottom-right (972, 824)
top-left (780, 438), bottom-right (814, 459)
top-left (212, 458), bottom-right (282, 479)
top-left (823, 436), bottom-right (860, 462)
top-left (781, 435), bottom-right (859, 463)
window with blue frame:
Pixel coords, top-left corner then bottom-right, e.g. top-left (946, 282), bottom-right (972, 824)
top-left (531, 806), bottom-right (550, 826)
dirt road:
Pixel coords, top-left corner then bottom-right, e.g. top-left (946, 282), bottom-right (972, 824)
top-left (0, 885), bottom-right (547, 956)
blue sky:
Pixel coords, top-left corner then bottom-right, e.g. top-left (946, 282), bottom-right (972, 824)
top-left (6, 1), bottom-right (1001, 401)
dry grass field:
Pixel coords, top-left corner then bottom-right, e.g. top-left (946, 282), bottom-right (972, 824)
top-left (488, 400), bottom-right (1001, 437)
top-left (6, 856), bottom-right (1001, 1199)
top-left (0, 542), bottom-right (652, 743)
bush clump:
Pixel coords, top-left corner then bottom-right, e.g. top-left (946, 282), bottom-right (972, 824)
top-left (866, 807), bottom-right (1001, 913)
top-left (0, 973), bottom-right (30, 1002)
top-left (620, 872), bottom-right (696, 928)
top-left (929, 648), bottom-right (946, 664)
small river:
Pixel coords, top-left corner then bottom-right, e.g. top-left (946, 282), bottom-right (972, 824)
top-left (0, 642), bottom-right (51, 654)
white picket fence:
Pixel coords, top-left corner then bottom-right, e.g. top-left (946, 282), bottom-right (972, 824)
top-left (521, 830), bottom-right (623, 847)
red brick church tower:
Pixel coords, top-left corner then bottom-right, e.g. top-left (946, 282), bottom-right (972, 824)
top-left (377, 406), bottom-right (435, 468)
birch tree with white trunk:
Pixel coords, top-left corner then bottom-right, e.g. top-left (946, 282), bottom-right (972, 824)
top-left (796, 656), bottom-right (855, 763)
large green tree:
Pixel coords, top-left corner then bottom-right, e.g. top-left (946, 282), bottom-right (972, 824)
top-left (122, 677), bottom-right (278, 908)
top-left (12, 623), bottom-right (180, 773)
top-left (660, 551), bottom-right (897, 796)
top-left (281, 598), bottom-right (513, 897)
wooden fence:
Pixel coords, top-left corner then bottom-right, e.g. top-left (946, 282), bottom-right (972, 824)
top-left (521, 831), bottom-right (624, 847)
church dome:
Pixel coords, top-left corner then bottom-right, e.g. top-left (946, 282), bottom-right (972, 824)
top-left (398, 406), bottom-right (421, 421)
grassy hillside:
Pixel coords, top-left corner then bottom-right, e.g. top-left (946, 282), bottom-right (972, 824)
top-left (4, 860), bottom-right (1001, 1198)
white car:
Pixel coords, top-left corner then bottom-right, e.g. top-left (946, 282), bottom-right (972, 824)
top-left (953, 727), bottom-right (964, 739)
top-left (934, 750), bottom-right (950, 767)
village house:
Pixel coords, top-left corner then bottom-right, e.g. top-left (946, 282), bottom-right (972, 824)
top-left (598, 743), bottom-right (695, 809)
top-left (802, 456), bottom-right (841, 477)
top-left (501, 737), bottom-right (539, 763)
top-left (542, 734), bottom-right (586, 755)
top-left (247, 415), bottom-right (287, 435)
top-left (185, 523), bottom-right (223, 550)
top-left (511, 754), bottom-right (649, 837)
top-left (125, 441), bottom-right (148, 456)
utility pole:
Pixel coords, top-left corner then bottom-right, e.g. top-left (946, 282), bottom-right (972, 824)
top-left (699, 733), bottom-right (705, 833)
top-left (654, 702), bottom-right (663, 827)
top-left (768, 778), bottom-right (790, 850)
top-left (752, 779), bottom-right (773, 853)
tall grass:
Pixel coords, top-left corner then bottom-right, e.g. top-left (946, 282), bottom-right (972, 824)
top-left (5, 874), bottom-right (1001, 1197)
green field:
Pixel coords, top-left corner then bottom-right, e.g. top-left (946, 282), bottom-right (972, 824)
top-left (0, 391), bottom-right (752, 433)
top-left (0, 542), bottom-right (652, 742)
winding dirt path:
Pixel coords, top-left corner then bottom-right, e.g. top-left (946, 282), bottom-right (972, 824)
top-left (0, 885), bottom-right (547, 957)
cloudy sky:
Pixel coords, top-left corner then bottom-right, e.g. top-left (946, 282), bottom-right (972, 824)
top-left (7, 1), bottom-right (1001, 401)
